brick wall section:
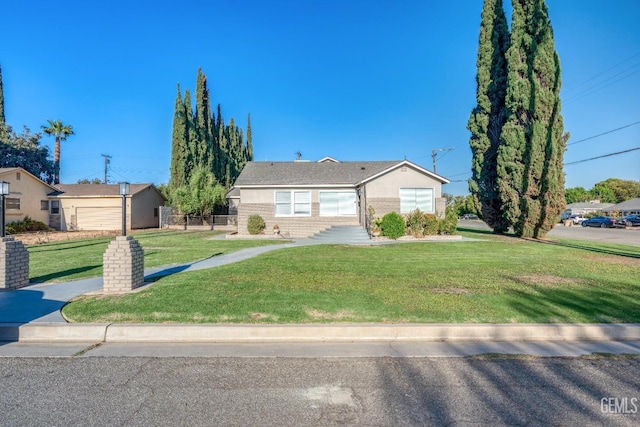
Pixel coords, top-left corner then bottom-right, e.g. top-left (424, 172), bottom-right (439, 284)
top-left (0, 237), bottom-right (29, 290)
top-left (238, 203), bottom-right (360, 237)
top-left (103, 236), bottom-right (144, 293)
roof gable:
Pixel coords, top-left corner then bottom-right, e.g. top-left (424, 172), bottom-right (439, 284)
top-left (233, 159), bottom-right (449, 187)
top-left (0, 167), bottom-right (58, 192)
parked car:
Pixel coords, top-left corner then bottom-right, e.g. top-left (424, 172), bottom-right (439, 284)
top-left (622, 214), bottom-right (640, 227)
top-left (569, 214), bottom-right (585, 224)
top-left (581, 216), bottom-right (618, 228)
top-left (461, 214), bottom-right (479, 220)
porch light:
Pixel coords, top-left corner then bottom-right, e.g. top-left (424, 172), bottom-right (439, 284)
top-left (119, 182), bottom-right (130, 196)
top-left (119, 182), bottom-right (129, 236)
top-left (0, 181), bottom-right (9, 238)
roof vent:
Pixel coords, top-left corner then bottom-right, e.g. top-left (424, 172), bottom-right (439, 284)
top-left (361, 167), bottom-right (366, 170)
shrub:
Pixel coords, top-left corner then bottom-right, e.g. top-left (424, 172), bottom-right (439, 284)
top-left (247, 215), bottom-right (266, 235)
top-left (406, 209), bottom-right (427, 237)
top-left (5, 216), bottom-right (52, 234)
top-left (380, 212), bottom-right (405, 239)
top-left (438, 206), bottom-right (459, 235)
top-left (424, 214), bottom-right (440, 235)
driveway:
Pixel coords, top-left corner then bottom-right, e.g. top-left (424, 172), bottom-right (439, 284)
top-left (458, 219), bottom-right (640, 246)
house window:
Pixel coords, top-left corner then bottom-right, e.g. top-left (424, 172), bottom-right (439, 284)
top-left (16, 172), bottom-right (21, 180)
top-left (50, 200), bottom-right (60, 215)
top-left (41, 200), bottom-right (49, 210)
top-left (400, 188), bottom-right (434, 214)
top-left (319, 191), bottom-right (357, 216)
top-left (275, 191), bottom-right (311, 216)
top-left (6, 198), bottom-right (20, 211)
top-left (154, 207), bottom-right (159, 218)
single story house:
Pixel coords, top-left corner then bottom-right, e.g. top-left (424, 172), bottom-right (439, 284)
top-left (48, 184), bottom-right (166, 231)
top-left (602, 198), bottom-right (640, 216)
top-left (561, 201), bottom-right (614, 219)
top-left (229, 157), bottom-right (450, 237)
top-left (0, 167), bottom-right (59, 226)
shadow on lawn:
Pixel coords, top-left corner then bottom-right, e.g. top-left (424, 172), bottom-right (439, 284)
top-left (502, 280), bottom-right (640, 322)
top-left (30, 265), bottom-right (102, 284)
top-left (532, 238), bottom-right (640, 259)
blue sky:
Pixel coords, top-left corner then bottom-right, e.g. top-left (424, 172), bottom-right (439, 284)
top-left (2, 0), bottom-right (639, 195)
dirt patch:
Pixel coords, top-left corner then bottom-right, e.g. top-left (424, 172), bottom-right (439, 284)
top-left (430, 287), bottom-right (472, 295)
top-left (306, 309), bottom-right (355, 320)
top-left (250, 312), bottom-right (271, 320)
top-left (12, 230), bottom-right (119, 245)
top-left (517, 274), bottom-right (583, 287)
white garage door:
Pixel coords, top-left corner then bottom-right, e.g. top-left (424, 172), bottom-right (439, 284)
top-left (76, 207), bottom-right (121, 230)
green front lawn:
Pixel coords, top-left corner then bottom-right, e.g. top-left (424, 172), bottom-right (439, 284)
top-left (62, 232), bottom-right (640, 324)
top-left (28, 230), bottom-right (285, 283)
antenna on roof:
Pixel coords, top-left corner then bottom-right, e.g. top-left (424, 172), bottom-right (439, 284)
top-left (295, 151), bottom-right (302, 161)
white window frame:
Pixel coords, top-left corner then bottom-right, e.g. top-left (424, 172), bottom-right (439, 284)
top-left (275, 190), bottom-right (311, 217)
top-left (400, 188), bottom-right (434, 214)
top-left (319, 191), bottom-right (357, 216)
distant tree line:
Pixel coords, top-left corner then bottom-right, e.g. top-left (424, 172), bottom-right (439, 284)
top-left (468, 0), bottom-right (566, 238)
top-left (168, 68), bottom-right (253, 215)
top-left (565, 179), bottom-right (640, 205)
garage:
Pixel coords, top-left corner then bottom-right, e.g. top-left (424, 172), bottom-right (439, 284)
top-left (76, 207), bottom-right (121, 231)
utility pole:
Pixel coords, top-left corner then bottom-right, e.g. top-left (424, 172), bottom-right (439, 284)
top-left (101, 154), bottom-right (112, 184)
top-left (431, 147), bottom-right (454, 174)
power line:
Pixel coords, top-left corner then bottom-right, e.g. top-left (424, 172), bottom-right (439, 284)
top-left (565, 147), bottom-right (640, 166)
top-left (567, 120), bottom-right (640, 147)
top-left (563, 50), bottom-right (640, 94)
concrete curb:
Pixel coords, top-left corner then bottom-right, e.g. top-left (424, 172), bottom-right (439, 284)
top-left (2, 323), bottom-right (640, 343)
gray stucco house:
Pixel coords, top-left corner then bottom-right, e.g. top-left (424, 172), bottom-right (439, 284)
top-left (228, 157), bottom-right (449, 237)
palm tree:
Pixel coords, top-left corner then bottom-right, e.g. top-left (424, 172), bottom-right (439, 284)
top-left (42, 119), bottom-right (74, 184)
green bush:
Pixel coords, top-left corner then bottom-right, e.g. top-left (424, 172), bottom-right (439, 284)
top-left (438, 206), bottom-right (459, 235)
top-left (247, 215), bottom-right (266, 235)
top-left (406, 210), bottom-right (427, 237)
top-left (380, 212), bottom-right (405, 239)
top-left (6, 216), bottom-right (51, 234)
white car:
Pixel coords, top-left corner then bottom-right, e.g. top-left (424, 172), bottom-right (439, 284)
top-left (570, 215), bottom-right (585, 224)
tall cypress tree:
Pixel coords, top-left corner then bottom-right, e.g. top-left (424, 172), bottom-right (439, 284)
top-left (468, 0), bottom-right (510, 234)
top-left (497, 0), bottom-right (566, 238)
top-left (183, 89), bottom-right (198, 177)
top-left (0, 64), bottom-right (5, 130)
top-left (194, 67), bottom-right (213, 172)
top-left (245, 113), bottom-right (253, 162)
top-left (169, 84), bottom-right (190, 189)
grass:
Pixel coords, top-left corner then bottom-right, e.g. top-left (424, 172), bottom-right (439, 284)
top-left (62, 228), bottom-right (640, 324)
top-left (28, 230), bottom-right (286, 283)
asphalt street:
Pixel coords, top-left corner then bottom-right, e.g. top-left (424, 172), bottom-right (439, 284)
top-left (1, 355), bottom-right (639, 426)
top-left (459, 219), bottom-right (640, 246)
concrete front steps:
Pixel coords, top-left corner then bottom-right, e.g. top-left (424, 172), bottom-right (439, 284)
top-left (309, 225), bottom-right (371, 244)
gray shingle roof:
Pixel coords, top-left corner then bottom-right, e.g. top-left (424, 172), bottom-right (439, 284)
top-left (233, 160), bottom-right (445, 186)
top-left (48, 184), bottom-right (160, 197)
top-left (603, 198), bottom-right (640, 211)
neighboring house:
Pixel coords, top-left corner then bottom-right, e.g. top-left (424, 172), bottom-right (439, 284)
top-left (602, 198), bottom-right (640, 216)
top-left (0, 167), bottom-right (58, 225)
top-left (229, 158), bottom-right (449, 237)
top-left (561, 201), bottom-right (614, 219)
top-left (48, 184), bottom-right (166, 231)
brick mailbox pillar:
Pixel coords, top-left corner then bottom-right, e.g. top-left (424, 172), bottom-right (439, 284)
top-left (0, 237), bottom-right (29, 290)
top-left (103, 235), bottom-right (144, 294)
